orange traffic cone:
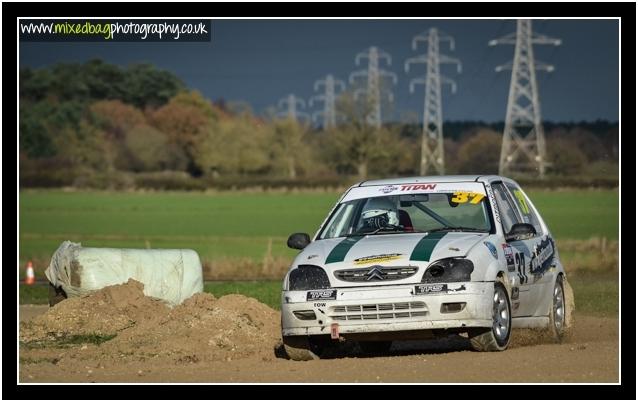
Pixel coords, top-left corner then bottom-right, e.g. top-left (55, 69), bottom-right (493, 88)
top-left (25, 261), bottom-right (35, 285)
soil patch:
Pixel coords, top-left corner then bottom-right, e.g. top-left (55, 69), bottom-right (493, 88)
top-left (19, 280), bottom-right (280, 364)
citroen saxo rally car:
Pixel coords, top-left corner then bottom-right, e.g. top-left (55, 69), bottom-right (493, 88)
top-left (281, 175), bottom-right (574, 360)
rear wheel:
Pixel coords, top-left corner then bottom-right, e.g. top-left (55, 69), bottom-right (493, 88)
top-left (469, 277), bottom-right (512, 352)
top-left (546, 275), bottom-right (575, 342)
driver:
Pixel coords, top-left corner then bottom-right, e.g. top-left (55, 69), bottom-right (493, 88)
top-left (358, 197), bottom-right (399, 230)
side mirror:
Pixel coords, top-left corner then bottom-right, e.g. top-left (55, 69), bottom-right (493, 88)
top-left (506, 223), bottom-right (536, 241)
top-left (287, 233), bottom-right (311, 250)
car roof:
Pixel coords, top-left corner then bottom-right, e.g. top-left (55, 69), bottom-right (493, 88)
top-left (356, 175), bottom-right (510, 187)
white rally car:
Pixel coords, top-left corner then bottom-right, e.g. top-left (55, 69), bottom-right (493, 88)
top-left (281, 175), bottom-right (574, 360)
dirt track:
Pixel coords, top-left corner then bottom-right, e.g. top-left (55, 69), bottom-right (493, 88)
top-left (19, 282), bottom-right (618, 383)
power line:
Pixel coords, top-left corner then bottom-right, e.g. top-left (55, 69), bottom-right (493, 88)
top-left (309, 74), bottom-right (345, 130)
top-left (349, 46), bottom-right (397, 128)
top-left (277, 94), bottom-right (309, 122)
top-left (405, 28), bottom-right (461, 175)
top-left (490, 19), bottom-right (561, 178)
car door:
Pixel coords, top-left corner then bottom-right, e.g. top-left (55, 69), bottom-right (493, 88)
top-left (490, 182), bottom-right (536, 317)
top-left (503, 182), bottom-right (556, 316)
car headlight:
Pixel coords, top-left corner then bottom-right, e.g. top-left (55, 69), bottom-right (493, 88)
top-left (421, 258), bottom-right (474, 283)
top-left (288, 265), bottom-right (331, 291)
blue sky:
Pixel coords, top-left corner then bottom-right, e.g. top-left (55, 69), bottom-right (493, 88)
top-left (19, 19), bottom-right (619, 123)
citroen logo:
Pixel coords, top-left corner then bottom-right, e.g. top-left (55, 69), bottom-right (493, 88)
top-left (366, 266), bottom-right (385, 281)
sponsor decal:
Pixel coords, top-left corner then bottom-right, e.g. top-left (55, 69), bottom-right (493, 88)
top-left (353, 253), bottom-right (403, 266)
top-left (306, 289), bottom-right (337, 301)
top-left (449, 284), bottom-right (466, 292)
top-left (502, 244), bottom-right (515, 271)
top-left (513, 301), bottom-right (520, 311)
top-left (410, 232), bottom-right (448, 261)
top-left (486, 185), bottom-right (501, 223)
top-left (399, 183), bottom-right (437, 191)
top-left (528, 236), bottom-right (555, 275)
top-left (415, 283), bottom-right (448, 294)
top-left (325, 235), bottom-right (364, 264)
top-left (379, 185), bottom-right (399, 194)
top-left (448, 247), bottom-right (460, 252)
top-left (512, 287), bottom-right (520, 300)
top-left (307, 254), bottom-right (319, 260)
top-left (484, 241), bottom-right (498, 259)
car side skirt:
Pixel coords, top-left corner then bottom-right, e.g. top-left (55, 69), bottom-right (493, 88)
top-left (511, 316), bottom-right (550, 329)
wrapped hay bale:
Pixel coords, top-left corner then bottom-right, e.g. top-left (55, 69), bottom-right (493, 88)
top-left (44, 241), bottom-right (203, 306)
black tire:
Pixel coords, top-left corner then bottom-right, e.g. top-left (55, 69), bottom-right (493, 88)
top-left (48, 282), bottom-right (67, 307)
top-left (282, 336), bottom-right (322, 361)
top-left (359, 341), bottom-right (393, 356)
top-left (469, 277), bottom-right (512, 352)
top-left (546, 275), bottom-right (575, 342)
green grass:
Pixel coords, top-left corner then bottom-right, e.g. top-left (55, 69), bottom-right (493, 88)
top-left (19, 190), bottom-right (339, 266)
top-left (19, 189), bottom-right (618, 270)
top-left (19, 284), bottom-right (49, 305)
top-left (204, 281), bottom-right (282, 309)
top-left (568, 272), bottom-right (619, 316)
top-left (20, 333), bottom-right (117, 349)
top-left (19, 273), bottom-right (619, 317)
top-left (528, 190), bottom-right (619, 240)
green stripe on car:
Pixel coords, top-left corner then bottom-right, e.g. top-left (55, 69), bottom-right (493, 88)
top-left (410, 232), bottom-right (447, 261)
top-left (325, 236), bottom-right (365, 264)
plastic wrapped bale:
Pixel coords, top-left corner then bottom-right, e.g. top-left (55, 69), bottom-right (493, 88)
top-left (44, 241), bottom-right (204, 307)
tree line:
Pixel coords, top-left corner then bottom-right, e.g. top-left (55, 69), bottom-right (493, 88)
top-left (19, 60), bottom-right (619, 189)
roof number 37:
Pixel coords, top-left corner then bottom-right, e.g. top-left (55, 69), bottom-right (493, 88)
top-left (451, 191), bottom-right (485, 204)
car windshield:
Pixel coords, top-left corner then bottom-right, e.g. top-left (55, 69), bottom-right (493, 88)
top-left (318, 192), bottom-right (492, 240)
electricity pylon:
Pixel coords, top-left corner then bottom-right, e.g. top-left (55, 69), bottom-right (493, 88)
top-left (309, 74), bottom-right (345, 130)
top-left (489, 19), bottom-right (561, 178)
top-left (405, 28), bottom-right (461, 175)
top-left (349, 46), bottom-right (397, 128)
top-left (277, 94), bottom-right (309, 122)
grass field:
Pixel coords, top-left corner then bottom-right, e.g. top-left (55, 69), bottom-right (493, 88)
top-left (525, 190), bottom-right (619, 240)
top-left (19, 189), bottom-right (618, 269)
top-left (19, 191), bottom-right (336, 267)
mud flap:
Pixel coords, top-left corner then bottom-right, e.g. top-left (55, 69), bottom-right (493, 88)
top-left (563, 278), bottom-right (576, 329)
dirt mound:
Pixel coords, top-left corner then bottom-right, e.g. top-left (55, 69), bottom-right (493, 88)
top-left (20, 280), bottom-right (281, 363)
top-left (20, 280), bottom-right (170, 342)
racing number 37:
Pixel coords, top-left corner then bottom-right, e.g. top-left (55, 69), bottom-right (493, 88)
top-left (451, 191), bottom-right (485, 204)
top-left (515, 252), bottom-right (528, 284)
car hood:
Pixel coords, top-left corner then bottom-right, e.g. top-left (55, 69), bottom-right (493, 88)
top-left (296, 232), bottom-right (489, 273)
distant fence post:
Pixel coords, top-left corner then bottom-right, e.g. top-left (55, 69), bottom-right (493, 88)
top-left (262, 237), bottom-right (273, 274)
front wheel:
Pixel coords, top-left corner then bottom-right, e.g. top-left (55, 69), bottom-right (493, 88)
top-left (469, 277), bottom-right (512, 352)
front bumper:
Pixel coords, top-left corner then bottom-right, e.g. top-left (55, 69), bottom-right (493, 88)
top-left (281, 281), bottom-right (494, 337)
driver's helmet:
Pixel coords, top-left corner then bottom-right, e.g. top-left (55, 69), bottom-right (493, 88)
top-left (360, 197), bottom-right (399, 229)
